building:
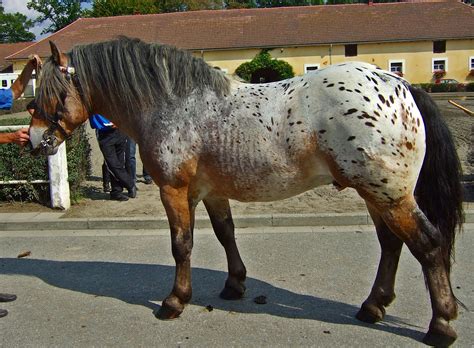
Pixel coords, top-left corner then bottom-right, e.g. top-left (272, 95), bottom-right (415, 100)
top-left (5, 1), bottom-right (474, 85)
top-left (0, 42), bottom-right (35, 96)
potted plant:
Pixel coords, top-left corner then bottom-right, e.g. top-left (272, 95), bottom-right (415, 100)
top-left (433, 70), bottom-right (446, 80)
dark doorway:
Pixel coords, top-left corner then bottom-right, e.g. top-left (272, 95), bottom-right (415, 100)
top-left (250, 68), bottom-right (281, 83)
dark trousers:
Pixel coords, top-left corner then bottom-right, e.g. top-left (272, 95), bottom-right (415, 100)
top-left (97, 129), bottom-right (133, 196)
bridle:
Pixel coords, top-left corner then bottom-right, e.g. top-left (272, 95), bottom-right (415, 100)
top-left (31, 60), bottom-right (82, 155)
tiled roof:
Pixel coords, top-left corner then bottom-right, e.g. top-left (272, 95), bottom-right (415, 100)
top-left (7, 1), bottom-right (474, 60)
top-left (0, 42), bottom-right (34, 70)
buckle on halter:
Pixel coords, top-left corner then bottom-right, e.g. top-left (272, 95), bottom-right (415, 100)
top-left (59, 66), bottom-right (75, 75)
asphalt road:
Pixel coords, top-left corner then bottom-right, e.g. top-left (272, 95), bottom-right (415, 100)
top-left (0, 225), bottom-right (472, 347)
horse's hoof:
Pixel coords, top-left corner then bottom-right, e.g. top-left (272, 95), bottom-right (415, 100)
top-left (155, 297), bottom-right (184, 320)
top-left (219, 278), bottom-right (246, 300)
top-left (219, 286), bottom-right (245, 300)
top-left (423, 322), bottom-right (457, 347)
top-left (355, 303), bottom-right (385, 323)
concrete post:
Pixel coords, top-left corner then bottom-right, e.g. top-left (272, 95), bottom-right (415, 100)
top-left (48, 142), bottom-right (70, 210)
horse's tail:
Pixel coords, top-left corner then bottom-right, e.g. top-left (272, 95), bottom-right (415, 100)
top-left (409, 85), bottom-right (463, 273)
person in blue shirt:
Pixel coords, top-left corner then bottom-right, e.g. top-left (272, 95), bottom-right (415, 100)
top-left (0, 54), bottom-right (41, 318)
top-left (89, 114), bottom-right (137, 201)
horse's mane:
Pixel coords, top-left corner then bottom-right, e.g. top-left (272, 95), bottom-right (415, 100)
top-left (38, 37), bottom-right (230, 115)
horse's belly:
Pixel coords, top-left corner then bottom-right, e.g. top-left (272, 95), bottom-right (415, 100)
top-left (205, 154), bottom-right (334, 202)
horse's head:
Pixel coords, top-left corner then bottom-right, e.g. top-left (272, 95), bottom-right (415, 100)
top-left (29, 41), bottom-right (89, 156)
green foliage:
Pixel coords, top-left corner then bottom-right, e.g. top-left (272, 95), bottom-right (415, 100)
top-left (0, 117), bottom-right (91, 205)
top-left (414, 83), bottom-right (467, 93)
top-left (466, 83), bottom-right (474, 92)
top-left (86, 0), bottom-right (161, 16)
top-left (235, 50), bottom-right (294, 83)
top-left (27, 0), bottom-right (85, 34)
top-left (0, 6), bottom-right (36, 43)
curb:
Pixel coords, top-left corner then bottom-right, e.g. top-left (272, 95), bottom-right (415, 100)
top-left (1, 210), bottom-right (474, 231)
top-left (0, 212), bottom-right (372, 231)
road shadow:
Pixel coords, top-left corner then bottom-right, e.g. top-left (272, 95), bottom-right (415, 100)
top-left (0, 258), bottom-right (425, 342)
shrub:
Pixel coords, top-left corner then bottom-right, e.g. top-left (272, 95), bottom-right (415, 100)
top-left (414, 83), bottom-right (466, 93)
top-left (235, 50), bottom-right (294, 82)
top-left (0, 117), bottom-right (91, 205)
top-left (466, 83), bottom-right (474, 92)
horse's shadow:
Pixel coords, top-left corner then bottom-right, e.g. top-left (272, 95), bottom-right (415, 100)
top-left (0, 258), bottom-right (424, 342)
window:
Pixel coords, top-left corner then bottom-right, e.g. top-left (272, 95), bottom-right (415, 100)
top-left (1, 80), bottom-right (7, 88)
top-left (432, 58), bottom-right (448, 72)
top-left (345, 44), bottom-right (357, 57)
top-left (470, 57), bottom-right (474, 70)
top-left (389, 60), bottom-right (404, 76)
top-left (433, 40), bottom-right (446, 54)
top-left (304, 64), bottom-right (320, 73)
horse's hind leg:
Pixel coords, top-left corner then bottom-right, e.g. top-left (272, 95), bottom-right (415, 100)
top-left (366, 196), bottom-right (458, 346)
top-left (356, 204), bottom-right (403, 323)
top-left (203, 197), bottom-right (246, 300)
top-left (157, 185), bottom-right (195, 320)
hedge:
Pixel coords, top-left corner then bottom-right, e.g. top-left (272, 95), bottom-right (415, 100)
top-left (0, 116), bottom-right (91, 204)
top-left (414, 82), bottom-right (474, 93)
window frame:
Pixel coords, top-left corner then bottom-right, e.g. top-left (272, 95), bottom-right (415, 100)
top-left (304, 64), bottom-right (320, 73)
top-left (388, 59), bottom-right (405, 75)
top-left (345, 44), bottom-right (358, 57)
top-left (432, 58), bottom-right (448, 72)
top-left (469, 56), bottom-right (474, 70)
top-left (433, 40), bottom-right (446, 54)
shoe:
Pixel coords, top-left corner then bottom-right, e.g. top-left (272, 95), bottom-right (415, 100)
top-left (0, 293), bottom-right (16, 303)
top-left (144, 177), bottom-right (153, 185)
top-left (110, 193), bottom-right (129, 201)
top-left (128, 186), bottom-right (137, 198)
top-left (0, 309), bottom-right (7, 318)
top-left (103, 184), bottom-right (111, 193)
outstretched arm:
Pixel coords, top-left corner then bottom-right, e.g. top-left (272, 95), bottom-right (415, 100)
top-left (10, 55), bottom-right (42, 100)
top-left (0, 128), bottom-right (30, 146)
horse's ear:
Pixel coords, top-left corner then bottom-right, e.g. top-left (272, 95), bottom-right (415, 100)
top-left (49, 41), bottom-right (67, 66)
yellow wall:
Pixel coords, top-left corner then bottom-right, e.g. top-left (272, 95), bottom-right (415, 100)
top-left (196, 39), bottom-right (474, 84)
top-left (11, 38), bottom-right (473, 84)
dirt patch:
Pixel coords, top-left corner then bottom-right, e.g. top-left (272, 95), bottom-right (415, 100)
top-left (3, 98), bottom-right (474, 219)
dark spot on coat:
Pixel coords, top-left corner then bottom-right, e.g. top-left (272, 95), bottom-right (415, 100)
top-left (344, 108), bottom-right (358, 115)
top-left (347, 136), bottom-right (356, 141)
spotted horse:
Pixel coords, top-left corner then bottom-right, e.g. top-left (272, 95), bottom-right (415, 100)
top-left (29, 37), bottom-right (463, 346)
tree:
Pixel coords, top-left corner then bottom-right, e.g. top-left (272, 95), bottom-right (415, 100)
top-left (0, 7), bottom-right (36, 43)
top-left (86, 0), bottom-right (161, 17)
top-left (27, 0), bottom-right (86, 34)
top-left (235, 50), bottom-right (294, 83)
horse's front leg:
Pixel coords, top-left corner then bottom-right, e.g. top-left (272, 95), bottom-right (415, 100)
top-left (203, 197), bottom-right (246, 300)
top-left (157, 184), bottom-right (195, 320)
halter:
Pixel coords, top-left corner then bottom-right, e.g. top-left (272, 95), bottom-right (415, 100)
top-left (32, 61), bottom-right (80, 154)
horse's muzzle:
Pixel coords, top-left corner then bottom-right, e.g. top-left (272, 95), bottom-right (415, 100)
top-left (29, 134), bottom-right (60, 156)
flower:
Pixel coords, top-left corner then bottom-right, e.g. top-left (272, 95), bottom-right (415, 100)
top-left (433, 70), bottom-right (446, 79)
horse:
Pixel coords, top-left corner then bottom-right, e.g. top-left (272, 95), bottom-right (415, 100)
top-left (29, 37), bottom-right (463, 346)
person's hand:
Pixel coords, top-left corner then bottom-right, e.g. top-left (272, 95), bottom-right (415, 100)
top-left (10, 128), bottom-right (30, 146)
top-left (28, 54), bottom-right (42, 70)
